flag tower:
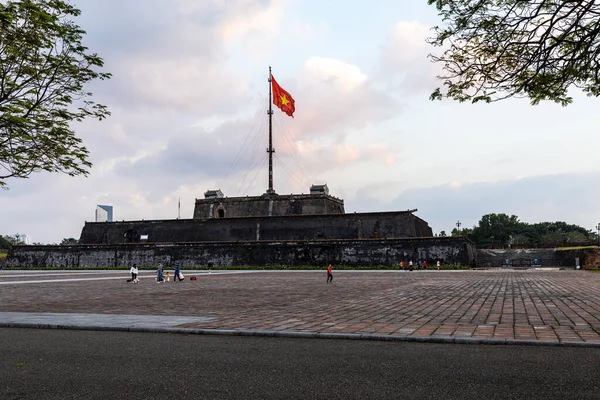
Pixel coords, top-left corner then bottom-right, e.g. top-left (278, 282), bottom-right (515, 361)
top-left (267, 67), bottom-right (295, 195)
top-left (267, 66), bottom-right (275, 194)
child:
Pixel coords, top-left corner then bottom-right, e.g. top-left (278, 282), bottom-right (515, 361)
top-left (327, 264), bottom-right (333, 283)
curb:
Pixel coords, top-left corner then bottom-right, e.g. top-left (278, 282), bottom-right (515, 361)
top-left (1, 322), bottom-right (599, 348)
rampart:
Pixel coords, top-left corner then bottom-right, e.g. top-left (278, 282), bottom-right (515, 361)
top-left (475, 248), bottom-right (579, 268)
top-left (193, 193), bottom-right (345, 218)
top-left (79, 211), bottom-right (433, 244)
top-left (6, 237), bottom-right (474, 268)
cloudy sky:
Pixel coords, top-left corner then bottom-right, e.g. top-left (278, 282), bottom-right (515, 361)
top-left (2, 0), bottom-right (600, 244)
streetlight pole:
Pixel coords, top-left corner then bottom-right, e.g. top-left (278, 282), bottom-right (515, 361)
top-left (456, 220), bottom-right (461, 230)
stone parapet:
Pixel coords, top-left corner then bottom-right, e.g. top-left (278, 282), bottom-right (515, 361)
top-left (6, 237), bottom-right (474, 268)
top-left (79, 211), bottom-right (433, 245)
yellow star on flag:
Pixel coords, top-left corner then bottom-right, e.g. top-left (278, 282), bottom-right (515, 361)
top-left (280, 94), bottom-right (290, 105)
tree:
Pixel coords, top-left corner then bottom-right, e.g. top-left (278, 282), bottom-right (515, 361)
top-left (427, 1), bottom-right (600, 106)
top-left (0, 0), bottom-right (110, 188)
top-left (540, 231), bottom-right (564, 247)
top-left (508, 234), bottom-right (531, 248)
top-left (0, 235), bottom-right (12, 248)
top-left (565, 231), bottom-right (588, 245)
top-left (470, 213), bottom-right (520, 247)
top-left (60, 237), bottom-right (78, 245)
top-left (439, 230), bottom-right (447, 237)
top-left (451, 227), bottom-right (472, 237)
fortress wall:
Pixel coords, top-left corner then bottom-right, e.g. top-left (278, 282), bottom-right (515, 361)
top-left (6, 237), bottom-right (473, 268)
top-left (412, 215), bottom-right (433, 237)
top-left (475, 248), bottom-right (578, 267)
top-left (79, 211), bottom-right (433, 245)
top-left (193, 194), bottom-right (345, 219)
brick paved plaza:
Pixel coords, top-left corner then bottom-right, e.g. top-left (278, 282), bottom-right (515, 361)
top-left (2, 270), bottom-right (600, 343)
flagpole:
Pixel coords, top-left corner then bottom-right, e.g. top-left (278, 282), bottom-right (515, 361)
top-left (267, 66), bottom-right (275, 194)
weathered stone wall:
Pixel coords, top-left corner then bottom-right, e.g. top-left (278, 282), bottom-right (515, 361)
top-left (79, 211), bottom-right (433, 244)
top-left (476, 248), bottom-right (578, 267)
top-left (6, 237), bottom-right (474, 268)
top-left (193, 194), bottom-right (345, 219)
top-left (579, 248), bottom-right (600, 270)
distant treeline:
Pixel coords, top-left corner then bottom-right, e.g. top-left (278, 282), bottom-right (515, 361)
top-left (441, 213), bottom-right (596, 248)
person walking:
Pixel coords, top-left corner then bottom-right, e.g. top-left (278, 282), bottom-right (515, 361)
top-left (174, 263), bottom-right (182, 282)
top-left (423, 261), bottom-right (428, 270)
top-left (129, 264), bottom-right (138, 283)
top-left (437, 260), bottom-right (441, 271)
top-left (327, 264), bottom-right (333, 283)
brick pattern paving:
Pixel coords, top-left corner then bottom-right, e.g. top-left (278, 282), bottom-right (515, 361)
top-left (2, 270), bottom-right (600, 342)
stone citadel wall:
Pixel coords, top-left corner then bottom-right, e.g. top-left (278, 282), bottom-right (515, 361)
top-left (6, 237), bottom-right (474, 268)
top-left (79, 211), bottom-right (433, 244)
top-left (193, 194), bottom-right (345, 218)
top-left (476, 248), bottom-right (578, 267)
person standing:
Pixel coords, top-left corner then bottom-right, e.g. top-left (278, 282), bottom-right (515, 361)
top-left (157, 263), bottom-right (164, 282)
top-left (174, 263), bottom-right (181, 282)
top-left (437, 260), bottom-right (441, 270)
top-left (423, 261), bottom-right (428, 270)
top-left (327, 264), bottom-right (333, 283)
top-left (130, 264), bottom-right (138, 283)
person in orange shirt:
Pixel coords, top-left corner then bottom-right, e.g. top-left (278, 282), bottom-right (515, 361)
top-left (327, 264), bottom-right (333, 283)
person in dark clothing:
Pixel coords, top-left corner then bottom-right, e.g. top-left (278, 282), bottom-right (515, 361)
top-left (327, 264), bottom-right (333, 283)
top-left (157, 263), bottom-right (164, 282)
top-left (174, 264), bottom-right (181, 282)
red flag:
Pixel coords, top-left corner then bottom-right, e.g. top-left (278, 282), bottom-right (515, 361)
top-left (271, 74), bottom-right (295, 117)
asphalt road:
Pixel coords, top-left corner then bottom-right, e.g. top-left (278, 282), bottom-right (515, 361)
top-left (1, 328), bottom-right (599, 399)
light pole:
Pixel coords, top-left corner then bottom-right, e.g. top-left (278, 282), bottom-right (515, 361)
top-left (456, 220), bottom-right (461, 230)
top-left (596, 223), bottom-right (600, 246)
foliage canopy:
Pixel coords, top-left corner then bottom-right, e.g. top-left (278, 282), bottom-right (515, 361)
top-left (427, 0), bottom-right (600, 105)
top-left (0, 0), bottom-right (110, 188)
top-left (452, 213), bottom-right (596, 247)
top-left (0, 235), bottom-right (12, 248)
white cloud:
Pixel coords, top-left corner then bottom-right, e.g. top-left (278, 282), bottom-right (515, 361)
top-left (304, 57), bottom-right (368, 92)
top-left (380, 20), bottom-right (441, 93)
top-left (218, 0), bottom-right (286, 41)
top-left (114, 55), bottom-right (247, 113)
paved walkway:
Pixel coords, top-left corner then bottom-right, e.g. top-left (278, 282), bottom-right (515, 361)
top-left (2, 270), bottom-right (600, 346)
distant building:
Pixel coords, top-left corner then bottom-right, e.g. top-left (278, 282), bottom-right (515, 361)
top-left (14, 234), bottom-right (30, 245)
top-left (310, 183), bottom-right (329, 195)
top-left (95, 205), bottom-right (113, 222)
